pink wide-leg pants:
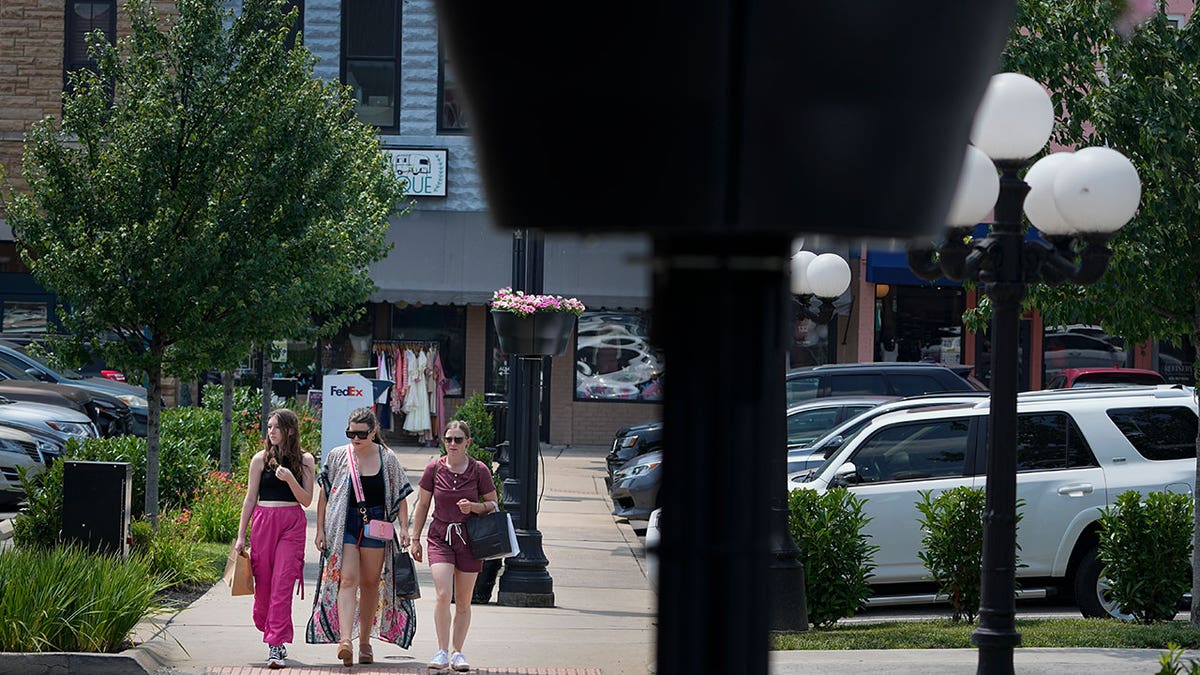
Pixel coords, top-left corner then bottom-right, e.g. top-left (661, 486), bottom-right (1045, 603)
top-left (249, 504), bottom-right (307, 645)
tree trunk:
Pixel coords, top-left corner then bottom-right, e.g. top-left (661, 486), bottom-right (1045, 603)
top-left (261, 345), bottom-right (273, 437)
top-left (145, 361), bottom-right (163, 526)
top-left (220, 370), bottom-right (234, 474)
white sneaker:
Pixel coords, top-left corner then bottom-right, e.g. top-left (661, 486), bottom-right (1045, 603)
top-left (266, 644), bottom-right (286, 669)
top-left (429, 649), bottom-right (450, 670)
top-left (450, 651), bottom-right (470, 672)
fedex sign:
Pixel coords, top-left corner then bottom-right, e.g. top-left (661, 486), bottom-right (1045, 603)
top-left (321, 374), bottom-right (373, 459)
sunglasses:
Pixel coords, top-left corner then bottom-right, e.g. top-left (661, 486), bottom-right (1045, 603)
top-left (345, 429), bottom-right (372, 440)
top-left (443, 435), bottom-right (467, 444)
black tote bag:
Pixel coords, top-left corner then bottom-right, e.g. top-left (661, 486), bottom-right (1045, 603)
top-left (465, 510), bottom-right (518, 560)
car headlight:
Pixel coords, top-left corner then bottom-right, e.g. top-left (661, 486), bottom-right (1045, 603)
top-left (116, 394), bottom-right (149, 408)
top-left (0, 438), bottom-right (24, 455)
top-left (620, 435), bottom-right (639, 449)
top-left (45, 421), bottom-right (94, 437)
top-left (626, 461), bottom-right (661, 478)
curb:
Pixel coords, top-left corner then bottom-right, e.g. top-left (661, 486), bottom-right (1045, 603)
top-left (0, 518), bottom-right (13, 541)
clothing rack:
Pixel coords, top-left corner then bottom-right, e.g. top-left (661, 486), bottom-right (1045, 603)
top-left (371, 339), bottom-right (441, 353)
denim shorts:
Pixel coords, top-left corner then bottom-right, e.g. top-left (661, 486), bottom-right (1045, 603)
top-left (344, 504), bottom-right (387, 549)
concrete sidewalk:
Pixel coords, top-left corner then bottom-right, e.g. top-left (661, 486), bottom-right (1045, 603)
top-left (137, 443), bottom-right (657, 674)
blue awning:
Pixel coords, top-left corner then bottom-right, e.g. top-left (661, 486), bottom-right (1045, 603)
top-left (865, 250), bottom-right (962, 287)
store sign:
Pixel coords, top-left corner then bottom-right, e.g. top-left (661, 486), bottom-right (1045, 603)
top-left (320, 374), bottom-right (373, 461)
top-left (385, 148), bottom-right (448, 196)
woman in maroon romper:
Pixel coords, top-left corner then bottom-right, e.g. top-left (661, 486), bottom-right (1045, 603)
top-left (410, 420), bottom-right (498, 672)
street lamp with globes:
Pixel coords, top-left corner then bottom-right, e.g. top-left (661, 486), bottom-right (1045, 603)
top-left (907, 72), bottom-right (1141, 675)
top-left (766, 249), bottom-right (852, 632)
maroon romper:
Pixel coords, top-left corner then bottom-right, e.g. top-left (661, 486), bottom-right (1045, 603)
top-left (420, 457), bottom-right (495, 573)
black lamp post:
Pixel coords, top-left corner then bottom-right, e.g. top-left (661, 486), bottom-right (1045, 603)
top-left (766, 250), bottom-right (851, 632)
top-left (907, 72), bottom-right (1141, 675)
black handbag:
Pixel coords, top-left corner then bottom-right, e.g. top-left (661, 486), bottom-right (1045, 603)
top-left (392, 533), bottom-right (420, 600)
top-left (465, 510), bottom-right (518, 560)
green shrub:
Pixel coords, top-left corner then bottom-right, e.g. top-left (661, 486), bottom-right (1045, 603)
top-left (1160, 643), bottom-right (1200, 674)
top-left (916, 486), bottom-right (989, 623)
top-left (452, 392), bottom-right (501, 496)
top-left (1098, 490), bottom-right (1193, 624)
top-left (787, 487), bottom-right (879, 628)
top-left (0, 544), bottom-right (171, 652)
top-left (188, 470), bottom-right (245, 543)
top-left (67, 434), bottom-right (211, 518)
top-left (287, 398), bottom-right (323, 463)
top-left (12, 459), bottom-right (65, 550)
top-left (161, 406), bottom-right (224, 466)
top-left (142, 509), bottom-right (217, 587)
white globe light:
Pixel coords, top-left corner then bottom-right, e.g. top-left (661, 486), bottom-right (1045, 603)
top-left (790, 251), bottom-right (816, 295)
top-left (807, 253), bottom-right (852, 299)
top-left (969, 73), bottom-right (1055, 161)
top-left (1052, 146), bottom-right (1141, 234)
top-left (946, 145), bottom-right (999, 226)
top-left (1023, 152), bottom-right (1074, 235)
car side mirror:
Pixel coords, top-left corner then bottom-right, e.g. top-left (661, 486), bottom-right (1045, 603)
top-left (822, 436), bottom-right (845, 456)
top-left (829, 461), bottom-right (859, 487)
top-left (27, 368), bottom-right (52, 382)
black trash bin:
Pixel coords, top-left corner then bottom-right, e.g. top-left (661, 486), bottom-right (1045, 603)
top-left (62, 461), bottom-right (132, 557)
top-left (483, 393), bottom-right (508, 445)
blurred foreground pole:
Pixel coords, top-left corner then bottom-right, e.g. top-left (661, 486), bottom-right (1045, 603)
top-left (653, 235), bottom-right (789, 673)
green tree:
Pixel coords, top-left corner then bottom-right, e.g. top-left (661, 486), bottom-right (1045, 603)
top-left (999, 1), bottom-right (1200, 624)
top-left (4, 0), bottom-right (405, 521)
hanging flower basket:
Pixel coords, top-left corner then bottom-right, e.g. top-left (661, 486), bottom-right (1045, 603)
top-left (490, 287), bottom-right (585, 357)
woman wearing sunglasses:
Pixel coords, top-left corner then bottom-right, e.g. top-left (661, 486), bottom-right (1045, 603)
top-left (410, 420), bottom-right (498, 672)
top-left (308, 407), bottom-right (414, 666)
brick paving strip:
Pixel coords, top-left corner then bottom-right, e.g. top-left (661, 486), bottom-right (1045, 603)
top-left (206, 662), bottom-right (604, 667)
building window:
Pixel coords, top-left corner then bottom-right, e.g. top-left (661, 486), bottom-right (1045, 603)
top-left (341, 0), bottom-right (401, 132)
top-left (2, 301), bottom-right (48, 333)
top-left (64, 0), bottom-right (117, 91)
top-left (1042, 325), bottom-right (1127, 385)
top-left (574, 311), bottom-right (664, 402)
top-left (390, 304), bottom-right (466, 398)
top-left (437, 35), bottom-right (469, 133)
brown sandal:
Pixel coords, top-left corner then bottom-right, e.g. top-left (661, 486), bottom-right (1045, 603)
top-left (337, 640), bottom-right (353, 667)
top-left (359, 642), bottom-right (374, 664)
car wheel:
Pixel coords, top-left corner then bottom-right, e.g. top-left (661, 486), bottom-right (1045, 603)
top-left (1073, 546), bottom-right (1132, 620)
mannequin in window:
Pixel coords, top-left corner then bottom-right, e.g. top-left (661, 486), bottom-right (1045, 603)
top-left (881, 337), bottom-right (899, 362)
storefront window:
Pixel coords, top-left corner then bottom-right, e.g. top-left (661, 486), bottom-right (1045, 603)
top-left (1042, 325), bottom-right (1127, 385)
top-left (1, 301), bottom-right (48, 333)
top-left (873, 285), bottom-right (966, 365)
top-left (1157, 337), bottom-right (1194, 386)
top-left (574, 310), bottom-right (664, 402)
top-left (390, 304), bottom-right (466, 397)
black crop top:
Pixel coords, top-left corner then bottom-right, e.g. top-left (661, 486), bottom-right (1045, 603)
top-left (359, 470), bottom-right (385, 508)
top-left (259, 467), bottom-right (298, 502)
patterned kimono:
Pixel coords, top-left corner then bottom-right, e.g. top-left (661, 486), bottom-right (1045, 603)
top-left (306, 444), bottom-right (416, 647)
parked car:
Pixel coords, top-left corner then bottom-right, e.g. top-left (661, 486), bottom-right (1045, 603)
top-left (787, 392), bottom-right (992, 475)
top-left (0, 425), bottom-right (54, 507)
top-left (645, 507), bottom-right (662, 592)
top-left (0, 340), bottom-right (150, 436)
top-left (610, 449), bottom-right (662, 522)
top-left (606, 420), bottom-right (663, 485)
top-left (1045, 367), bottom-right (1165, 390)
top-left (0, 359), bottom-right (132, 436)
top-left (1043, 332), bottom-right (1127, 382)
top-left (0, 395), bottom-right (98, 445)
top-left (786, 396), bottom-right (896, 449)
top-left (786, 361), bottom-right (985, 407)
top-left (791, 384), bottom-right (1198, 618)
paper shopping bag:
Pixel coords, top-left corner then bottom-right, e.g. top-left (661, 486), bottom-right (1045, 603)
top-left (224, 546), bottom-right (255, 596)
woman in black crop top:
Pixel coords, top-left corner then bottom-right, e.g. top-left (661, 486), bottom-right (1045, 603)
top-left (234, 408), bottom-right (315, 670)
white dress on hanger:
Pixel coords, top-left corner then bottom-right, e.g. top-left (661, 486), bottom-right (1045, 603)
top-left (402, 350), bottom-right (432, 433)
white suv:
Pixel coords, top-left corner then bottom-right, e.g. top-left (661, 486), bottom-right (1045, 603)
top-left (791, 385), bottom-right (1198, 618)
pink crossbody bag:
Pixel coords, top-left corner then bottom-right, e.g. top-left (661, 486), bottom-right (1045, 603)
top-left (346, 446), bottom-right (394, 541)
